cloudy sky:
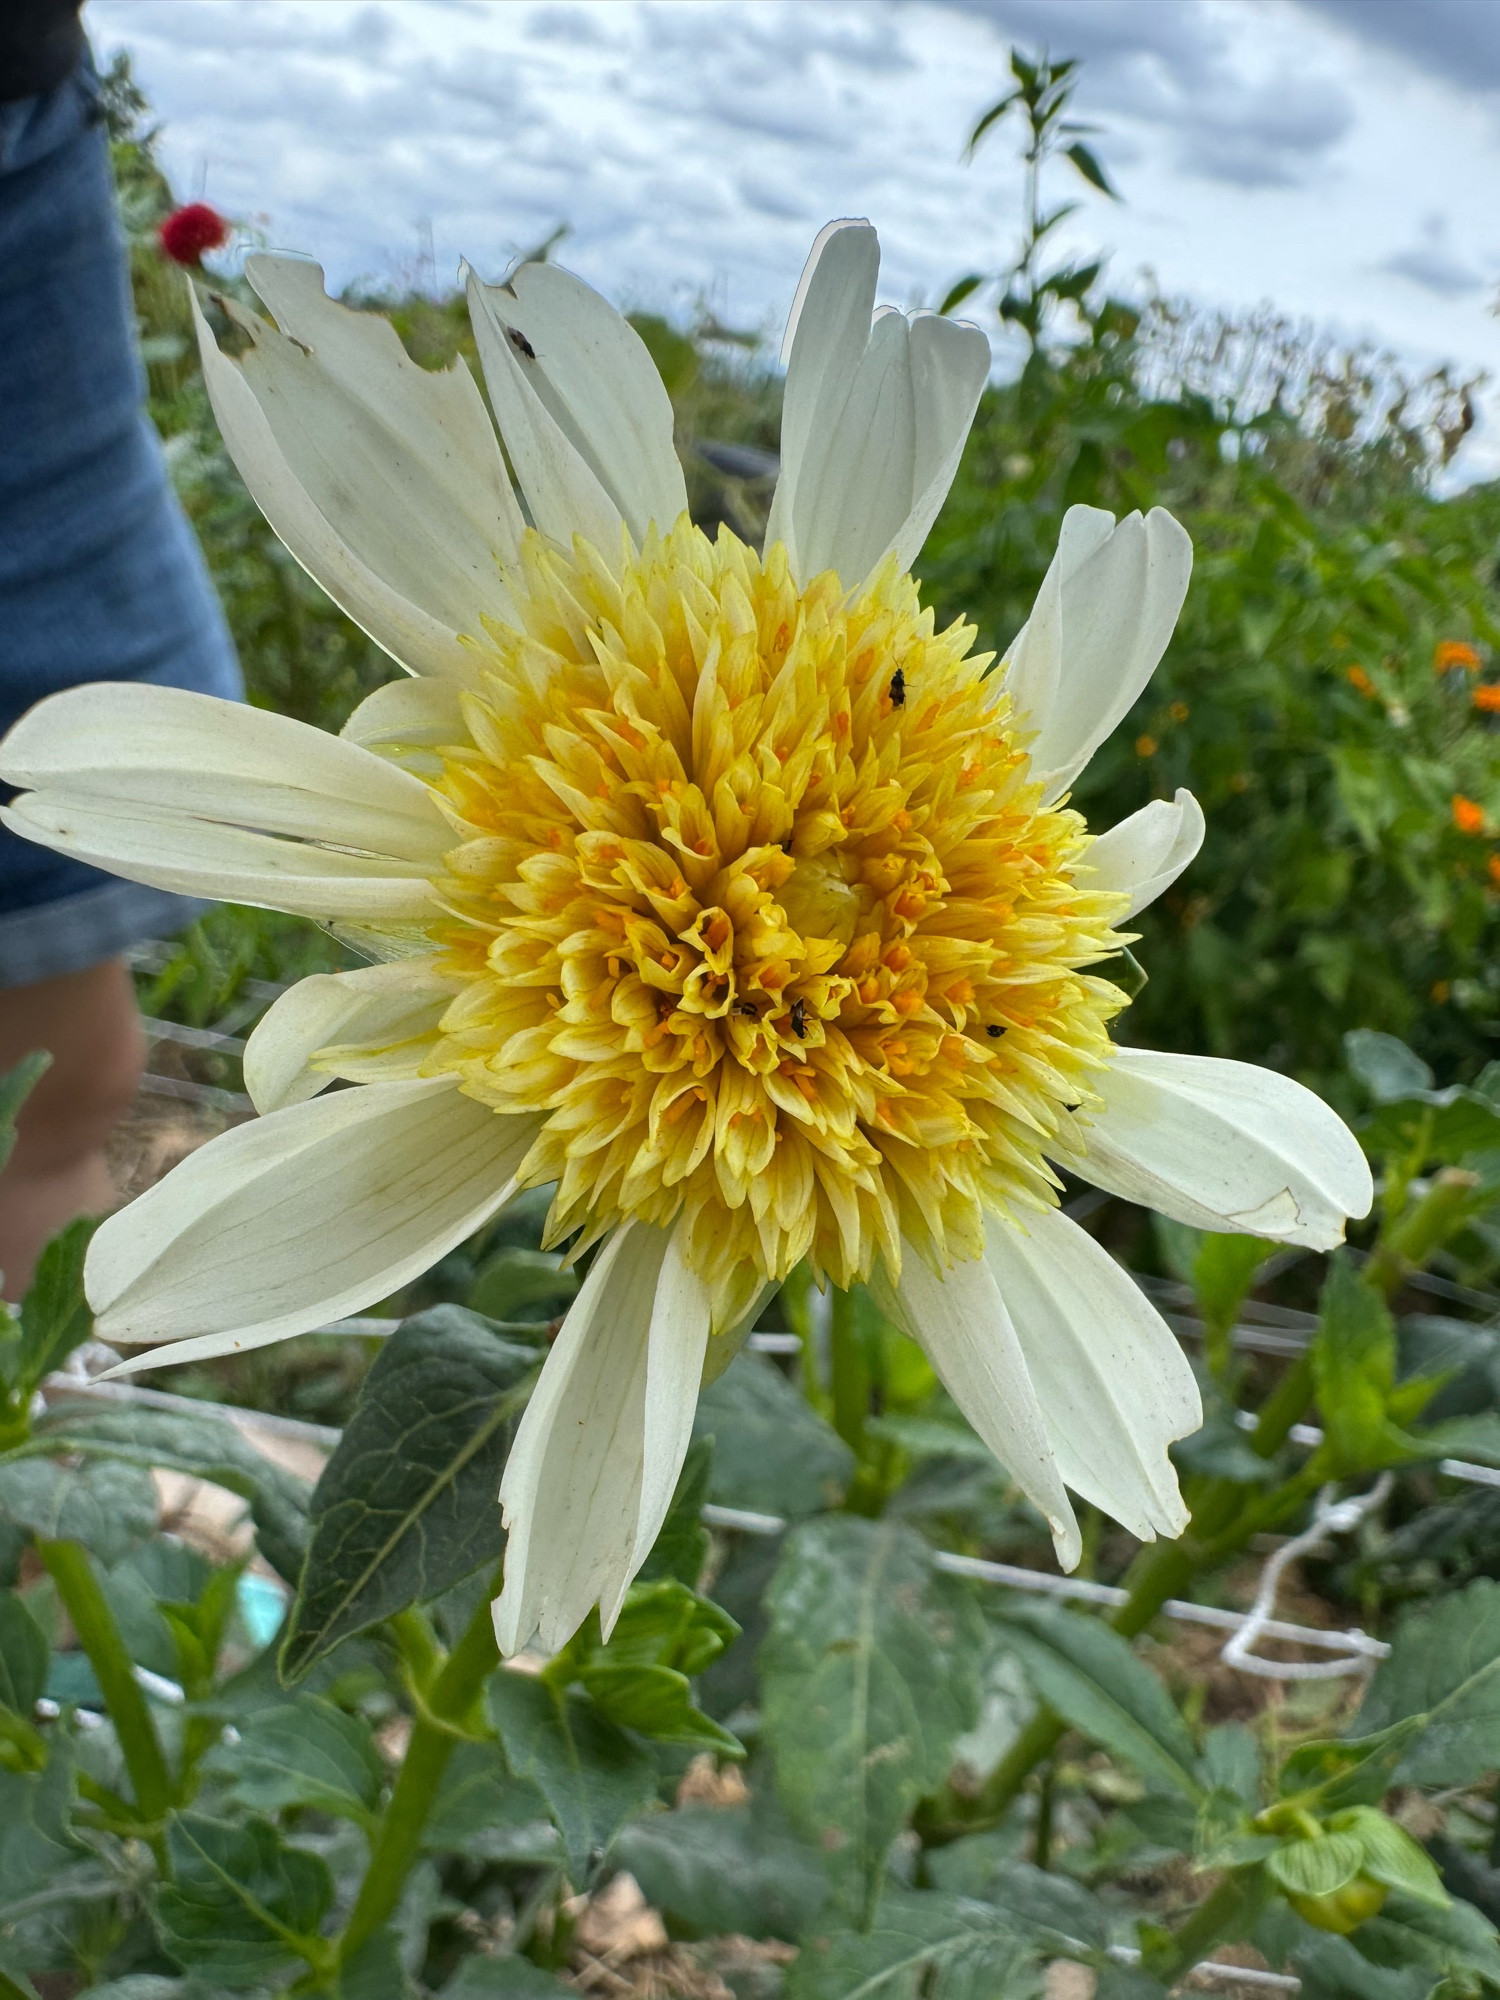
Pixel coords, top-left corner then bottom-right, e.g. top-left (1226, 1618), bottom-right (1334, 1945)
top-left (86, 0), bottom-right (1500, 477)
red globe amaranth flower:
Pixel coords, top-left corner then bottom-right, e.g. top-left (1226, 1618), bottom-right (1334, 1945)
top-left (158, 203), bottom-right (230, 266)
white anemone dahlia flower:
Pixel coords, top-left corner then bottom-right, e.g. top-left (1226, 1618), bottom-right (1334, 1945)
top-left (0, 220), bottom-right (1372, 1653)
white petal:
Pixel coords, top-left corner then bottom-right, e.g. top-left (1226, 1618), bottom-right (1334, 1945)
top-left (0, 683), bottom-right (450, 860)
top-left (465, 267), bottom-right (623, 552)
top-left (1086, 790), bottom-right (1206, 919)
top-left (494, 1219), bottom-right (710, 1655)
top-left (885, 312), bottom-right (991, 575)
top-left (767, 221), bottom-right (988, 589)
top-left (486, 260), bottom-right (688, 543)
top-left (89, 1081), bottom-right (541, 1365)
top-left (984, 1206), bottom-right (1200, 1542)
top-left (773, 219), bottom-right (880, 510)
top-left (194, 265), bottom-right (521, 676)
top-left (1075, 1048), bottom-right (1374, 1250)
top-left (1, 790), bottom-right (439, 921)
top-left (0, 684), bottom-right (448, 921)
top-left (1004, 506), bottom-right (1192, 798)
top-left (893, 1243), bottom-right (1081, 1569)
top-left (341, 676), bottom-right (468, 779)
top-left (244, 961), bottom-right (455, 1111)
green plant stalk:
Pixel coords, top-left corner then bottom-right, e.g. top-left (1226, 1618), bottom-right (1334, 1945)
top-left (338, 1580), bottom-right (501, 1965)
top-left (828, 1285), bottom-right (869, 1456)
top-left (1144, 1871), bottom-right (1260, 1985)
top-left (39, 1539), bottom-right (172, 1823)
top-left (968, 1456), bottom-right (1328, 1828)
top-left (1365, 1168), bottom-right (1479, 1297)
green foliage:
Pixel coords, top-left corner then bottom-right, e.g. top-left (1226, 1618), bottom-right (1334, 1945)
top-left (993, 1600), bottom-right (1202, 1798)
top-left (543, 1577), bottom-right (742, 1755)
top-left (1351, 1580), bottom-right (1500, 1786)
top-left (153, 1811), bottom-right (333, 1986)
top-left (7, 47), bottom-right (1491, 2000)
top-left (615, 1804), bottom-right (828, 1939)
top-left (694, 1350), bottom-right (854, 1516)
top-left (206, 1697), bottom-right (385, 1827)
top-left (487, 1672), bottom-right (656, 1886)
top-left (280, 1306), bottom-right (538, 1679)
top-left (760, 1517), bottom-right (986, 1919)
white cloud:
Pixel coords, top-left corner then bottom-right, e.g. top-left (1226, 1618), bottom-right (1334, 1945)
top-left (82, 0), bottom-right (1500, 480)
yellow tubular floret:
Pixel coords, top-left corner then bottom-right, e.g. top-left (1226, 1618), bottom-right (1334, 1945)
top-left (392, 518), bottom-right (1128, 1329)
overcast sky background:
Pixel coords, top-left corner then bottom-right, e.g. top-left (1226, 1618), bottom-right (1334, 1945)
top-left (85, 0), bottom-right (1500, 480)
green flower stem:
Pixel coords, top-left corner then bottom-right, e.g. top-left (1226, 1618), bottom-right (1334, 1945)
top-left (966, 1458), bottom-right (1327, 1829)
top-left (829, 1285), bottom-right (869, 1456)
top-left (0, 1969), bottom-right (34, 2000)
top-left (1143, 1871), bottom-right (1260, 1985)
top-left (338, 1581), bottom-right (501, 1965)
top-left (1365, 1168), bottom-right (1479, 1298)
top-left (38, 1539), bottom-right (172, 1824)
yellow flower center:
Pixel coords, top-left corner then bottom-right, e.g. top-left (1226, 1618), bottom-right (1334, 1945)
top-left (424, 520), bottom-right (1127, 1328)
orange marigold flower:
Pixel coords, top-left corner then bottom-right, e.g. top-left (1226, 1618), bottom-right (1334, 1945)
top-left (1135, 734), bottom-right (1157, 758)
top-left (1452, 793), bottom-right (1486, 835)
top-left (1474, 684), bottom-right (1500, 713)
top-left (1168, 701), bottom-right (1190, 723)
top-left (1489, 855), bottom-right (1500, 889)
top-left (1345, 665), bottom-right (1377, 698)
top-left (1435, 640), bottom-right (1482, 673)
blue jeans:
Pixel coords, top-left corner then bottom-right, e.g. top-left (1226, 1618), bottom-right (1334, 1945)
top-left (0, 54), bottom-right (242, 986)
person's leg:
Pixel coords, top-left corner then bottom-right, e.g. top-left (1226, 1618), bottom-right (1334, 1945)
top-left (0, 956), bottom-right (144, 1296)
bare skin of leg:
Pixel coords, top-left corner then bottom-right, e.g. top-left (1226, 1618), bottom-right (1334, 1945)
top-left (0, 958), bottom-right (146, 1298)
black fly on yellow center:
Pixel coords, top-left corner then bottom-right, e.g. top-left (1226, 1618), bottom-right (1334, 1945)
top-left (889, 668), bottom-right (906, 708)
top-left (790, 997), bottom-right (807, 1039)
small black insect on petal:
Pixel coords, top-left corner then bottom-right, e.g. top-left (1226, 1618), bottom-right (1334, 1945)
top-left (889, 667), bottom-right (906, 708)
top-left (790, 997), bottom-right (807, 1040)
top-left (733, 1001), bottom-right (758, 1019)
top-left (506, 324), bottom-right (537, 360)
top-left (986, 1023), bottom-right (1005, 1038)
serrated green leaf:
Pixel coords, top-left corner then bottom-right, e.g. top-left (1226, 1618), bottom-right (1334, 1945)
top-left (994, 1600), bottom-right (1203, 1799)
top-left (15, 1220), bottom-right (95, 1394)
top-left (1346, 1033), bottom-right (1433, 1105)
top-left (615, 1803), bottom-right (828, 1941)
top-left (155, 1811), bottom-right (332, 1987)
top-left (0, 1456), bottom-right (157, 1566)
top-left (576, 1662), bottom-right (741, 1754)
top-left (281, 1308), bottom-right (538, 1680)
top-left (0, 1740), bottom-right (79, 1908)
top-left (1200, 1723), bottom-right (1263, 1805)
top-left (1352, 1578), bottom-right (1500, 1786)
top-left (467, 1247), bottom-right (576, 1323)
top-left (206, 1697), bottom-right (385, 1825)
top-left (760, 1517), bottom-right (985, 1921)
top-left (786, 1888), bottom-right (1037, 2000)
top-left (488, 1670), bottom-right (655, 1886)
top-left (1360, 1893), bottom-right (1500, 1989)
top-left (424, 1740), bottom-right (556, 1862)
top-left (957, 1860), bottom-right (1108, 1954)
top-left (1312, 1261), bottom-right (1419, 1471)
top-left (28, 1402), bottom-right (311, 1583)
top-left (0, 1592), bottom-right (47, 1720)
top-left (0, 1054), bottom-right (48, 1180)
top-left (1269, 1833), bottom-right (1367, 1899)
top-left (694, 1351), bottom-right (853, 1517)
